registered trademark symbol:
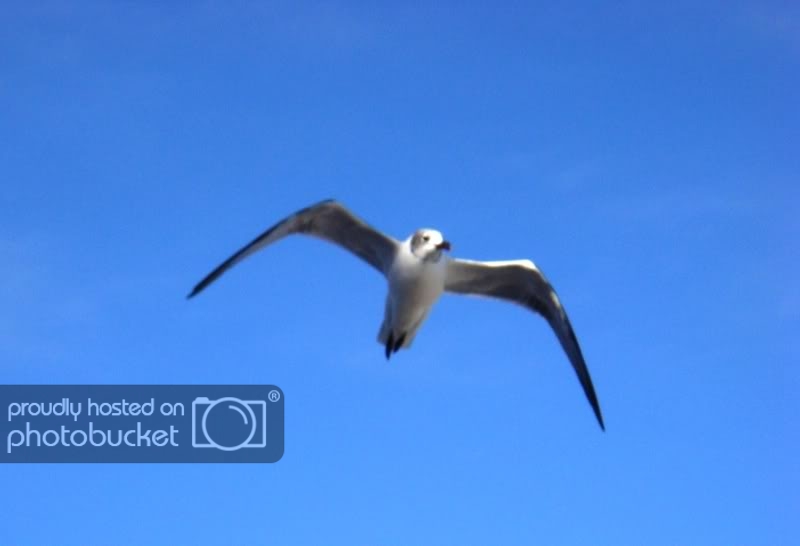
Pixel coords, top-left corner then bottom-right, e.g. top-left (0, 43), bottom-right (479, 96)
top-left (268, 390), bottom-right (281, 403)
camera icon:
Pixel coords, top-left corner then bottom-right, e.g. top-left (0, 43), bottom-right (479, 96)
top-left (191, 396), bottom-right (267, 451)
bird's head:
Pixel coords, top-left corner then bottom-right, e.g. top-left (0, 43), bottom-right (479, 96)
top-left (409, 229), bottom-right (451, 262)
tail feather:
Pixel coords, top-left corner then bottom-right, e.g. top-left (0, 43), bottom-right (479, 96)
top-left (393, 333), bottom-right (406, 354)
top-left (385, 332), bottom-right (394, 360)
top-left (378, 304), bottom-right (431, 359)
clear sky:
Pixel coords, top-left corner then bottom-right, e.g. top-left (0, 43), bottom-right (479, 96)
top-left (1, 1), bottom-right (798, 544)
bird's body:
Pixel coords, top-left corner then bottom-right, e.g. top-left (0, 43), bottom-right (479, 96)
top-left (379, 234), bottom-right (448, 354)
top-left (188, 199), bottom-right (606, 430)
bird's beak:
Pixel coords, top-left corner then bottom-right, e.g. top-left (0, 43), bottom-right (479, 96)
top-left (436, 241), bottom-right (451, 251)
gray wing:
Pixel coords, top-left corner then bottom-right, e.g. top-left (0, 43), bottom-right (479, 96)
top-left (445, 258), bottom-right (604, 430)
top-left (188, 199), bottom-right (399, 298)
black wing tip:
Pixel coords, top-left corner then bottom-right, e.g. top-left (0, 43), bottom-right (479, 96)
top-left (595, 410), bottom-right (606, 431)
top-left (187, 275), bottom-right (216, 299)
top-left (186, 284), bottom-right (205, 299)
top-left (560, 320), bottom-right (605, 431)
top-left (586, 386), bottom-right (605, 431)
top-left (582, 380), bottom-right (605, 431)
top-left (586, 381), bottom-right (605, 431)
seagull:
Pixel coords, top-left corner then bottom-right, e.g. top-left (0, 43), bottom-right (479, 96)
top-left (188, 199), bottom-right (605, 430)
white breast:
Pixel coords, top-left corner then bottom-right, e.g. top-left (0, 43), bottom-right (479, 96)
top-left (387, 247), bottom-right (447, 318)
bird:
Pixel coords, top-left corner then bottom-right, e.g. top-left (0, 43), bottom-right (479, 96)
top-left (188, 199), bottom-right (605, 430)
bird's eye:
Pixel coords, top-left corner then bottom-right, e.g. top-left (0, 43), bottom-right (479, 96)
top-left (422, 235), bottom-right (430, 242)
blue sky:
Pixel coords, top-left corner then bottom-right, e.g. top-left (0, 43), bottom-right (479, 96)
top-left (1, 1), bottom-right (798, 544)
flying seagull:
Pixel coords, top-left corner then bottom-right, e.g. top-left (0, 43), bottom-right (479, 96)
top-left (188, 199), bottom-right (604, 430)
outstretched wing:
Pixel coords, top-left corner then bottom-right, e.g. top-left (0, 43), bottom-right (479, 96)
top-left (445, 258), bottom-right (604, 430)
top-left (188, 199), bottom-right (399, 298)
